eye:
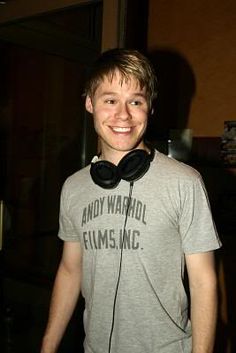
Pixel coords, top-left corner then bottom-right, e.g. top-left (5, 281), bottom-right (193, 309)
top-left (105, 99), bottom-right (116, 104)
top-left (130, 100), bottom-right (142, 106)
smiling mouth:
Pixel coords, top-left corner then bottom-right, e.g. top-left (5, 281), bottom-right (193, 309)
top-left (111, 127), bottom-right (132, 132)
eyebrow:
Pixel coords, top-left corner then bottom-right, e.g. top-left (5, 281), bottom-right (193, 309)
top-left (98, 91), bottom-right (147, 98)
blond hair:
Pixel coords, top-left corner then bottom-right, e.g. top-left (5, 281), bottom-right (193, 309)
top-left (84, 48), bottom-right (158, 108)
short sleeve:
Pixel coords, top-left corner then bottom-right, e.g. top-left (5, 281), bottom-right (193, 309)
top-left (58, 181), bottom-right (81, 242)
top-left (179, 175), bottom-right (221, 254)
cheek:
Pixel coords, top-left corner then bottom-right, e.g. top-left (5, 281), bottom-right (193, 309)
top-left (93, 111), bottom-right (109, 133)
top-left (137, 111), bottom-right (148, 125)
top-left (94, 106), bottom-right (113, 118)
top-left (137, 115), bottom-right (148, 133)
top-left (141, 120), bottom-right (148, 131)
top-left (131, 105), bottom-right (148, 116)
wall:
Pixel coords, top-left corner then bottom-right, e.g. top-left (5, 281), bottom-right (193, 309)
top-left (148, 4), bottom-right (236, 352)
top-left (147, 0), bottom-right (236, 137)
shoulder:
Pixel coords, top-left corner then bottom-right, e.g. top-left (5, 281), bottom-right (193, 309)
top-left (152, 150), bottom-right (201, 182)
top-left (62, 164), bottom-right (92, 194)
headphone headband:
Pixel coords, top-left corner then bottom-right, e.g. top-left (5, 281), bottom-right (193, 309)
top-left (90, 147), bottom-right (154, 189)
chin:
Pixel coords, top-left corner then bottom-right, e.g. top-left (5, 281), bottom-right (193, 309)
top-left (112, 143), bottom-right (143, 153)
top-left (101, 136), bottom-right (145, 153)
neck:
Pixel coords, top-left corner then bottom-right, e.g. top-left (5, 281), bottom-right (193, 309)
top-left (100, 142), bottom-right (149, 165)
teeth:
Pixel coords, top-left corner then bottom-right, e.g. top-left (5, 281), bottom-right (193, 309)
top-left (112, 127), bottom-right (131, 132)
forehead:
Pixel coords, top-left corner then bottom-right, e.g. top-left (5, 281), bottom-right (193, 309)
top-left (94, 70), bottom-right (146, 95)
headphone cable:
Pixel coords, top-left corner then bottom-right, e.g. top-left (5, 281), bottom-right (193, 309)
top-left (108, 181), bottom-right (134, 353)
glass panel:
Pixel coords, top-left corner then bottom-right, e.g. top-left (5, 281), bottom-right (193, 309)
top-left (0, 42), bottom-right (91, 280)
top-left (0, 4), bottom-right (102, 351)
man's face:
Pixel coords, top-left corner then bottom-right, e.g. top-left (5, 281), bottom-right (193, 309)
top-left (85, 71), bottom-right (149, 161)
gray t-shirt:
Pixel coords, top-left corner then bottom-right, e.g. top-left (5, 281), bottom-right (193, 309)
top-left (58, 150), bottom-right (221, 353)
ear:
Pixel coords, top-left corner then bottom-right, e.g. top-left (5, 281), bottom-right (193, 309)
top-left (85, 95), bottom-right (94, 114)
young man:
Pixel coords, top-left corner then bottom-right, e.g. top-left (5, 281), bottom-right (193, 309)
top-left (41, 49), bottom-right (221, 353)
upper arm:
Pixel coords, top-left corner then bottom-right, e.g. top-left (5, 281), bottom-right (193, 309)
top-left (60, 241), bottom-right (82, 275)
top-left (185, 251), bottom-right (217, 289)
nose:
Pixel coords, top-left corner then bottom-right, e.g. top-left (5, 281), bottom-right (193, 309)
top-left (116, 102), bottom-right (131, 120)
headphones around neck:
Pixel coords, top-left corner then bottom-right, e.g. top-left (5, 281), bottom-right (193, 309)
top-left (90, 147), bottom-right (155, 189)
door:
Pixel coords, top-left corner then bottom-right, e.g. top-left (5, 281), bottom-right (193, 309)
top-left (0, 4), bottom-right (101, 352)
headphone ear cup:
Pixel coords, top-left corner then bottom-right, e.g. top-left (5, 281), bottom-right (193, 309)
top-left (90, 160), bottom-right (121, 189)
top-left (90, 148), bottom-right (155, 188)
top-left (118, 149), bottom-right (152, 182)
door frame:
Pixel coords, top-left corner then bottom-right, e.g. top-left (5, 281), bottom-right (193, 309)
top-left (0, 0), bottom-right (121, 50)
